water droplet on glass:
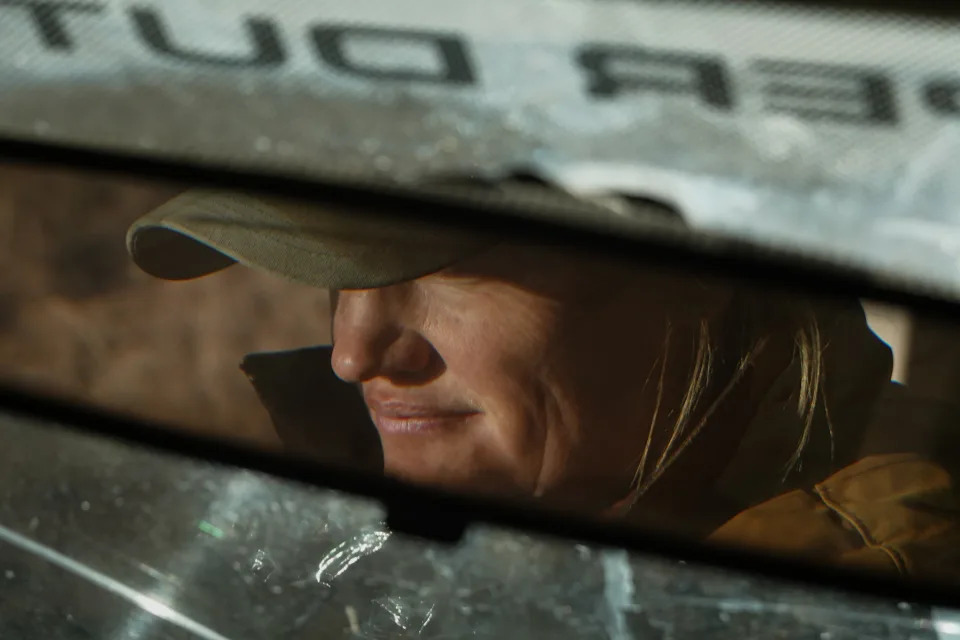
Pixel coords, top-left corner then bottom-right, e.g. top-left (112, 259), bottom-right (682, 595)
top-left (820, 632), bottom-right (832, 640)
top-left (270, 585), bottom-right (283, 595)
top-left (4, 570), bottom-right (14, 580)
top-left (33, 120), bottom-right (51, 135)
top-left (897, 602), bottom-right (911, 611)
top-left (80, 501), bottom-right (91, 512)
top-left (254, 136), bottom-right (273, 153)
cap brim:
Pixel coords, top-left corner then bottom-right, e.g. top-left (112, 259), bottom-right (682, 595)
top-left (127, 190), bottom-right (495, 289)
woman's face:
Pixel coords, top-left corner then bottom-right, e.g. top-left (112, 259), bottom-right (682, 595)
top-left (330, 243), bottom-right (710, 510)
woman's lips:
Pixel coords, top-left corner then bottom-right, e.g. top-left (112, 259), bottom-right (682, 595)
top-left (367, 402), bottom-right (479, 435)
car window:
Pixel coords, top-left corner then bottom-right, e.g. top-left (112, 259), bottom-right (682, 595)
top-left (3, 0), bottom-right (960, 297)
top-left (0, 403), bottom-right (948, 639)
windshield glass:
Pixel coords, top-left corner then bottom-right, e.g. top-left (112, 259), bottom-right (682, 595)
top-left (0, 404), bottom-right (947, 639)
top-left (2, 0), bottom-right (960, 297)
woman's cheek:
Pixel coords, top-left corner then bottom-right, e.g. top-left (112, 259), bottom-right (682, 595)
top-left (491, 368), bottom-right (574, 491)
top-left (426, 284), bottom-right (570, 492)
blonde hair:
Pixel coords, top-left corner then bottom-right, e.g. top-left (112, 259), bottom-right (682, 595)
top-left (625, 293), bottom-right (827, 507)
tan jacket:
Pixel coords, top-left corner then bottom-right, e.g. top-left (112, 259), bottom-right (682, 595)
top-left (707, 306), bottom-right (960, 580)
top-left (710, 452), bottom-right (960, 577)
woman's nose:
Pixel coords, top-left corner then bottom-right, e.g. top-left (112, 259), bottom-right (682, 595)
top-left (330, 289), bottom-right (437, 383)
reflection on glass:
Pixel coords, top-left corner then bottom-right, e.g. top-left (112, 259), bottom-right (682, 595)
top-left (0, 411), bottom-right (935, 639)
top-left (3, 166), bottom-right (960, 584)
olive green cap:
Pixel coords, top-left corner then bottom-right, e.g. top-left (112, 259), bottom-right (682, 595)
top-left (126, 190), bottom-right (495, 289)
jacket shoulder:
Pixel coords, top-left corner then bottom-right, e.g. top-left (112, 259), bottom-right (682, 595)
top-left (709, 454), bottom-right (960, 578)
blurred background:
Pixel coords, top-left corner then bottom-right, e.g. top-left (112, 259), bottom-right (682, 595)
top-left (0, 164), bottom-right (331, 447)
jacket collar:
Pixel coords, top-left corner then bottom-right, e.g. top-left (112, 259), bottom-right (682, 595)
top-left (240, 345), bottom-right (382, 472)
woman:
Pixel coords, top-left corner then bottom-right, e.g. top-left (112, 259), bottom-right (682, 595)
top-left (127, 189), bottom-right (960, 578)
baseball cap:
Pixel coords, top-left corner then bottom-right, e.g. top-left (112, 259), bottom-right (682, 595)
top-left (126, 189), bottom-right (497, 290)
